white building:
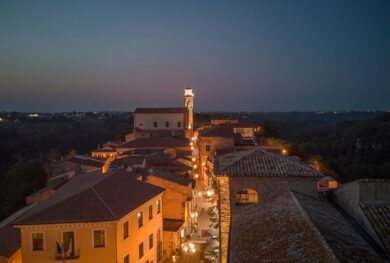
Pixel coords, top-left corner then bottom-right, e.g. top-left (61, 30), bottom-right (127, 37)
top-left (130, 87), bottom-right (194, 140)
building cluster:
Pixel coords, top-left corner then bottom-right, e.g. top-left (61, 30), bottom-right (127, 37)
top-left (0, 88), bottom-right (389, 263)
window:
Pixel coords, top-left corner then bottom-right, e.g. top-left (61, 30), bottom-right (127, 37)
top-left (123, 221), bottom-right (129, 239)
top-left (138, 212), bottom-right (143, 228)
top-left (177, 121), bottom-right (181, 128)
top-left (165, 121), bottom-right (169, 128)
top-left (149, 205), bottom-right (153, 220)
top-left (156, 200), bottom-right (161, 214)
top-left (93, 230), bottom-right (105, 248)
top-left (234, 188), bottom-right (259, 205)
top-left (63, 231), bottom-right (75, 256)
top-left (149, 234), bottom-right (153, 249)
top-left (154, 122), bottom-right (158, 128)
top-left (32, 233), bottom-right (44, 251)
top-left (124, 254), bottom-right (130, 263)
top-left (139, 242), bottom-right (144, 259)
top-left (205, 145), bottom-right (211, 152)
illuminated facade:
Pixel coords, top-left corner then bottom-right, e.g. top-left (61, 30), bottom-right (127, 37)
top-left (14, 170), bottom-right (165, 263)
top-left (131, 88), bottom-right (194, 140)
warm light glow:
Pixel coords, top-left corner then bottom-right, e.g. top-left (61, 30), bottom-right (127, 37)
top-left (192, 157), bottom-right (196, 162)
top-left (198, 192), bottom-right (202, 197)
top-left (0, 117), bottom-right (3, 122)
top-left (282, 149), bottom-right (287, 155)
top-left (193, 164), bottom-right (197, 169)
top-left (188, 125), bottom-right (192, 129)
top-left (191, 146), bottom-right (194, 150)
top-left (184, 88), bottom-right (194, 97)
top-left (190, 142), bottom-right (193, 146)
top-left (194, 174), bottom-right (199, 178)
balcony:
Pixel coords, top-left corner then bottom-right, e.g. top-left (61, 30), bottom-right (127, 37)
top-left (55, 249), bottom-right (80, 261)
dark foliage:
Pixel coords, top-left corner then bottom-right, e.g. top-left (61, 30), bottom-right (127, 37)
top-left (0, 112), bottom-right (133, 219)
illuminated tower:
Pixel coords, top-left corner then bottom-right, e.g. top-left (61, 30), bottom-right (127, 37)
top-left (184, 87), bottom-right (194, 138)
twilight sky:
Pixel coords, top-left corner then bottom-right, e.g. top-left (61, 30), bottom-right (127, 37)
top-left (0, 0), bottom-right (389, 112)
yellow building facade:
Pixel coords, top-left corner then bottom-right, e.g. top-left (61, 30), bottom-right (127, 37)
top-left (14, 169), bottom-right (165, 263)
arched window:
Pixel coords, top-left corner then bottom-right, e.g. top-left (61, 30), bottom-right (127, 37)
top-left (234, 188), bottom-right (259, 205)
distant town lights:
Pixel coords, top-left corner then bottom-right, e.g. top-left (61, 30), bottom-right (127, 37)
top-left (194, 174), bottom-right (199, 178)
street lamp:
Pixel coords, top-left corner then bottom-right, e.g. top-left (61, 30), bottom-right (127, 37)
top-left (183, 242), bottom-right (196, 263)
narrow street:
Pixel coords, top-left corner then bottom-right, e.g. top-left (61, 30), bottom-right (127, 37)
top-left (166, 181), bottom-right (220, 263)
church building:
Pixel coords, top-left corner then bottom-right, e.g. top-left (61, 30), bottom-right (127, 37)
top-left (130, 87), bottom-right (194, 140)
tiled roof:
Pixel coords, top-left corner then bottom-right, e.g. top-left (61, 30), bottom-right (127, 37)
top-left (150, 170), bottom-right (192, 186)
top-left (0, 205), bottom-right (35, 258)
top-left (198, 126), bottom-right (234, 138)
top-left (227, 183), bottom-right (336, 263)
top-left (110, 156), bottom-right (145, 167)
top-left (215, 149), bottom-right (322, 177)
top-left (14, 169), bottom-right (164, 225)
top-left (361, 201), bottom-right (390, 255)
top-left (118, 137), bottom-right (188, 149)
top-left (134, 107), bottom-right (187, 114)
top-left (67, 156), bottom-right (105, 168)
top-left (294, 191), bottom-right (387, 262)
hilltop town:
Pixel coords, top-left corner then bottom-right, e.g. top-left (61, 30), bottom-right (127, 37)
top-left (0, 88), bottom-right (389, 263)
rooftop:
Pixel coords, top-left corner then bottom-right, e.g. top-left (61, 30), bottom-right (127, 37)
top-left (134, 107), bottom-right (188, 114)
top-left (215, 149), bottom-right (322, 177)
top-left (118, 137), bottom-right (188, 149)
top-left (198, 126), bottom-right (235, 138)
top-left (149, 170), bottom-right (192, 186)
top-left (360, 201), bottom-right (390, 255)
top-left (14, 169), bottom-right (164, 225)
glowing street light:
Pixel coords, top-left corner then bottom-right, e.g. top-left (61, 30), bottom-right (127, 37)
top-left (183, 242), bottom-right (196, 263)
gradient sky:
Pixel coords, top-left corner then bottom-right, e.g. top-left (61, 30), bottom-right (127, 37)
top-left (0, 0), bottom-right (389, 112)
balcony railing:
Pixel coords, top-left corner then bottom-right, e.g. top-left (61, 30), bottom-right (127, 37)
top-left (55, 249), bottom-right (80, 261)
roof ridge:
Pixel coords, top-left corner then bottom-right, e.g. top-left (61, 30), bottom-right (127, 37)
top-left (289, 190), bottom-right (340, 262)
top-left (91, 186), bottom-right (116, 218)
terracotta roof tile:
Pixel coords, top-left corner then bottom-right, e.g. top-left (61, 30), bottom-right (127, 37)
top-left (14, 169), bottom-right (164, 225)
top-left (198, 126), bottom-right (235, 138)
top-left (360, 201), bottom-right (390, 255)
top-left (294, 191), bottom-right (387, 262)
top-left (216, 149), bottom-right (322, 177)
top-left (118, 137), bottom-right (188, 149)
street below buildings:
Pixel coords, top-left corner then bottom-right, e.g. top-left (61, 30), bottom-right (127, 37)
top-left (165, 181), bottom-right (220, 263)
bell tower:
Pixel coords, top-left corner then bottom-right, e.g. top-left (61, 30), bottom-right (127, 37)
top-left (184, 87), bottom-right (194, 138)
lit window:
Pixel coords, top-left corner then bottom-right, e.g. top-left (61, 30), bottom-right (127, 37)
top-left (165, 121), bottom-right (169, 128)
top-left (156, 200), bottom-right (161, 214)
top-left (177, 122), bottom-right (181, 127)
top-left (123, 221), bottom-right (129, 239)
top-left (94, 230), bottom-right (105, 248)
top-left (149, 205), bottom-right (153, 220)
top-left (234, 188), bottom-right (259, 205)
top-left (124, 254), bottom-right (129, 263)
top-left (32, 233), bottom-right (44, 251)
top-left (138, 212), bottom-right (143, 228)
top-left (139, 242), bottom-right (144, 259)
top-left (154, 122), bottom-right (158, 128)
top-left (149, 234), bottom-right (153, 249)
